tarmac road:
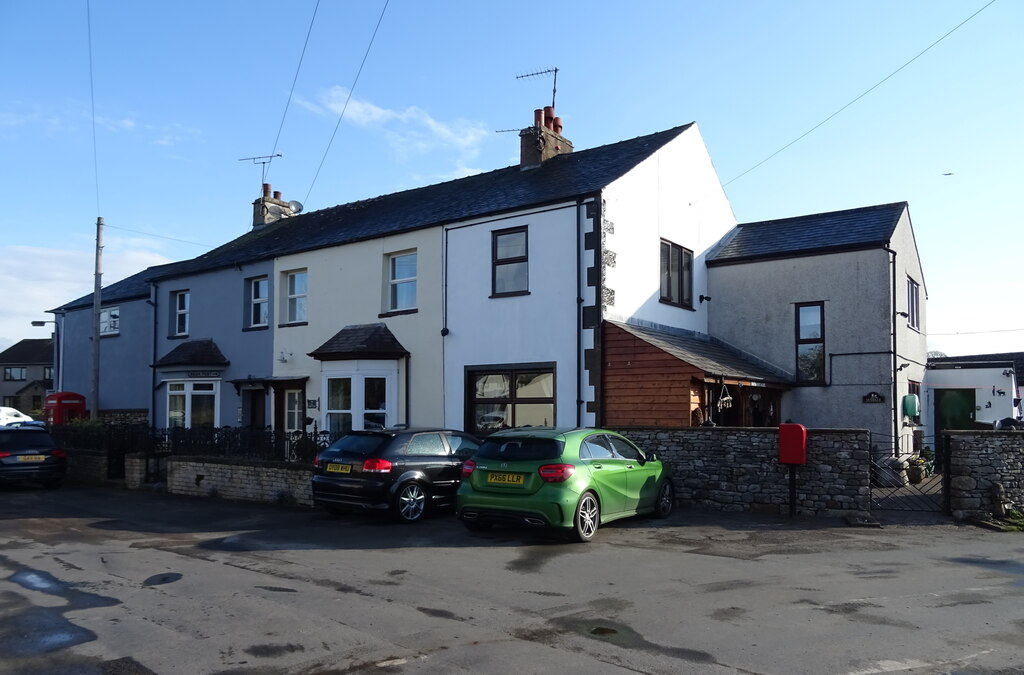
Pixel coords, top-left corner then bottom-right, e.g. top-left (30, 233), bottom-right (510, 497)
top-left (1, 483), bottom-right (1022, 675)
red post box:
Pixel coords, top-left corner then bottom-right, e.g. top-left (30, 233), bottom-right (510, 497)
top-left (44, 392), bottom-right (87, 425)
top-left (778, 423), bottom-right (807, 465)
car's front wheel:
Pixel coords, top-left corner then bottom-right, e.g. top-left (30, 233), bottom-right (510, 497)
top-left (393, 482), bottom-right (427, 523)
top-left (570, 491), bottom-right (600, 542)
top-left (654, 480), bottom-right (674, 518)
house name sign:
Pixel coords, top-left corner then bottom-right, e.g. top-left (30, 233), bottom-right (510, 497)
top-left (862, 392), bottom-right (886, 404)
top-left (187, 371), bottom-right (222, 379)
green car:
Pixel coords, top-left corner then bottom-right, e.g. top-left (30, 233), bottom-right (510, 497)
top-left (456, 428), bottom-right (674, 542)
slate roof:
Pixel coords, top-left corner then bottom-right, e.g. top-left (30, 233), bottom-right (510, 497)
top-left (309, 323), bottom-right (410, 361)
top-left (152, 339), bottom-right (230, 368)
top-left (609, 321), bottom-right (790, 384)
top-left (0, 339), bottom-right (54, 365)
top-left (708, 202), bottom-right (908, 266)
top-left (56, 123), bottom-right (694, 312)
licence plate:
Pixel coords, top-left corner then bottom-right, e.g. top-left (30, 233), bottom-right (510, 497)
top-left (18, 455), bottom-right (45, 463)
top-left (326, 463), bottom-right (351, 474)
top-left (486, 472), bottom-right (524, 485)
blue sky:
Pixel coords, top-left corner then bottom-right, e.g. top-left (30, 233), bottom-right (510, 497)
top-left (3, 0), bottom-right (1021, 357)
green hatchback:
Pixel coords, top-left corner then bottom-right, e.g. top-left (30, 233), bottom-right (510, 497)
top-left (456, 428), bottom-right (674, 542)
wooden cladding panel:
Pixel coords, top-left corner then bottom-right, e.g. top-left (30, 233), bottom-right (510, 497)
top-left (601, 323), bottom-right (704, 428)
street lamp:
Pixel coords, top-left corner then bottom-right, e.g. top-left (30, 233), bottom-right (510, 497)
top-left (30, 319), bottom-right (62, 392)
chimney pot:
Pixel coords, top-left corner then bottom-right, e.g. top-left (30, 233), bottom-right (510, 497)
top-left (273, 191), bottom-right (281, 200)
top-left (553, 116), bottom-right (563, 134)
top-left (263, 183), bottom-right (272, 197)
top-left (534, 108), bottom-right (544, 127)
top-left (543, 106), bottom-right (555, 130)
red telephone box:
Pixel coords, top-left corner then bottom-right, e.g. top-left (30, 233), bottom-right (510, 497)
top-left (44, 392), bottom-right (87, 425)
top-left (778, 423), bottom-right (807, 465)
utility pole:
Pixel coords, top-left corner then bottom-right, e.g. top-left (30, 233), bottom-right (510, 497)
top-left (91, 216), bottom-right (103, 421)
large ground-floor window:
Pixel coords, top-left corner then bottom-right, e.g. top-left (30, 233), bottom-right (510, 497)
top-left (466, 364), bottom-right (555, 437)
top-left (322, 364), bottom-right (396, 434)
top-left (167, 381), bottom-right (218, 428)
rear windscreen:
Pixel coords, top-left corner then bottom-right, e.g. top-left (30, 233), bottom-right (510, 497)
top-left (0, 431), bottom-right (56, 450)
top-left (325, 434), bottom-right (389, 456)
top-left (475, 438), bottom-right (563, 461)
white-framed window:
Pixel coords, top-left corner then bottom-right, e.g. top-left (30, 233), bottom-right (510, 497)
top-left (284, 270), bottom-right (307, 324)
top-left (323, 365), bottom-right (396, 434)
top-left (284, 389), bottom-right (304, 433)
top-left (172, 291), bottom-right (190, 336)
top-left (907, 276), bottom-right (921, 330)
top-left (167, 380), bottom-right (218, 428)
top-left (388, 251), bottom-right (417, 311)
top-left (248, 276), bottom-right (269, 327)
top-left (99, 306), bottom-right (120, 335)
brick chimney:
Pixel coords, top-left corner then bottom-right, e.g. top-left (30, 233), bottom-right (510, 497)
top-left (252, 183), bottom-right (301, 229)
top-left (519, 106), bottom-right (573, 169)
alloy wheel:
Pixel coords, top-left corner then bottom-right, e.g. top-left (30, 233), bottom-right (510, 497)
top-left (396, 483), bottom-right (426, 522)
top-left (572, 492), bottom-right (600, 542)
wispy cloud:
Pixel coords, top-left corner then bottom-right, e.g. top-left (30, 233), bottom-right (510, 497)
top-left (0, 243), bottom-right (172, 351)
top-left (306, 87), bottom-right (490, 169)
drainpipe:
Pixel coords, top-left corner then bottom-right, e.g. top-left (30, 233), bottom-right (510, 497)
top-left (149, 282), bottom-right (159, 427)
top-left (884, 246), bottom-right (899, 456)
top-left (576, 198), bottom-right (584, 427)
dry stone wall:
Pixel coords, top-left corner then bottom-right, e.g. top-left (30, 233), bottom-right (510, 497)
top-left (621, 427), bottom-right (872, 516)
top-left (946, 431), bottom-right (1024, 519)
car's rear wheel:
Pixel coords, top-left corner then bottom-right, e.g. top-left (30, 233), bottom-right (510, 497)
top-left (393, 482), bottom-right (427, 523)
top-left (654, 480), bottom-right (674, 518)
top-left (570, 491), bottom-right (600, 542)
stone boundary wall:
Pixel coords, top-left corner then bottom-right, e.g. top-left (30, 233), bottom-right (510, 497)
top-left (166, 457), bottom-right (313, 507)
top-left (947, 431), bottom-right (1024, 519)
top-left (68, 449), bottom-right (109, 483)
top-left (621, 427), bottom-right (871, 516)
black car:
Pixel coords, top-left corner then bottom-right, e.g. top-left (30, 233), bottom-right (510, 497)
top-left (0, 427), bottom-right (68, 489)
top-left (311, 428), bottom-right (481, 522)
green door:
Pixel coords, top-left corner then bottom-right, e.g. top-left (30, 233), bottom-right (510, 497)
top-left (934, 388), bottom-right (975, 473)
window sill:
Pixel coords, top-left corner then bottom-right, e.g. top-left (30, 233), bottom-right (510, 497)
top-left (659, 298), bottom-right (695, 311)
top-left (278, 321), bottom-right (309, 328)
top-left (489, 291), bottom-right (531, 299)
top-left (242, 325), bottom-right (270, 332)
top-left (168, 334), bottom-right (189, 340)
top-left (379, 308), bottom-right (418, 318)
top-left (100, 333), bottom-right (120, 338)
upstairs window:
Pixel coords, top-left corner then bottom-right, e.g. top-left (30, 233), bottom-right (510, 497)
top-left (172, 291), bottom-right (190, 336)
top-left (3, 367), bottom-right (27, 381)
top-left (99, 306), bottom-right (120, 336)
top-left (43, 366), bottom-right (54, 380)
top-left (285, 270), bottom-right (307, 324)
top-left (906, 276), bottom-right (921, 330)
top-left (248, 276), bottom-right (269, 328)
top-left (388, 252), bottom-right (417, 311)
top-left (492, 227), bottom-right (528, 296)
top-left (795, 302), bottom-right (825, 384)
top-left (660, 240), bottom-right (693, 309)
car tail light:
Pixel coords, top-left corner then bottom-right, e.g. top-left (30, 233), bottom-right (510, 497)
top-left (362, 457), bottom-right (393, 473)
top-left (0, 451), bottom-right (9, 458)
top-left (461, 459), bottom-right (476, 478)
top-left (538, 463), bottom-right (575, 482)
top-left (50, 449), bottom-right (67, 458)
top-left (313, 455), bottom-right (324, 469)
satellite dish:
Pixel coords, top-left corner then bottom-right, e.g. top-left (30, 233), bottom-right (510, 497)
top-left (288, 200), bottom-right (304, 214)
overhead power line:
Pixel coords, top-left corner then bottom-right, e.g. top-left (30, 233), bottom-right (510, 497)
top-left (930, 327), bottom-right (1024, 336)
top-left (266, 0), bottom-right (321, 180)
top-left (723, 0), bottom-right (998, 187)
top-left (305, 0), bottom-right (390, 205)
top-left (86, 0), bottom-right (101, 215)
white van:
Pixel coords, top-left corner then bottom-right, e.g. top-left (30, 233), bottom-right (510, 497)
top-left (0, 407), bottom-right (35, 426)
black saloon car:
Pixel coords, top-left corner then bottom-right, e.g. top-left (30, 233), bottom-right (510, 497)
top-left (0, 426), bottom-right (68, 489)
top-left (311, 428), bottom-right (481, 522)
